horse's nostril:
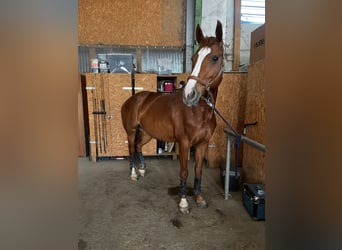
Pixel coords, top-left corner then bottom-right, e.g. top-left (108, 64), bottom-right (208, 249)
top-left (182, 88), bottom-right (201, 106)
top-left (189, 90), bottom-right (196, 99)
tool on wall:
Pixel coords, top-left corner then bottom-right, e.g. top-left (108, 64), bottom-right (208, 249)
top-left (91, 74), bottom-right (99, 157)
top-left (87, 74), bottom-right (108, 158)
top-left (243, 122), bottom-right (258, 136)
top-left (100, 74), bottom-right (107, 153)
top-left (95, 79), bottom-right (102, 154)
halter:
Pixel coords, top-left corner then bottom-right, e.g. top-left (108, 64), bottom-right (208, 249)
top-left (187, 66), bottom-right (223, 89)
top-left (187, 68), bottom-right (237, 134)
top-left (186, 66), bottom-right (223, 107)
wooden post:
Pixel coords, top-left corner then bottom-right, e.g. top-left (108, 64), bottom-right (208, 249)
top-left (233, 0), bottom-right (241, 71)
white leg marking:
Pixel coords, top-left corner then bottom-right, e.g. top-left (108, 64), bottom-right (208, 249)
top-left (138, 168), bottom-right (145, 177)
top-left (184, 47), bottom-right (211, 97)
top-left (179, 197), bottom-right (189, 214)
top-left (130, 168), bottom-right (138, 181)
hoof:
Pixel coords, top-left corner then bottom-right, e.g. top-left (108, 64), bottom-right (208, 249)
top-left (179, 197), bottom-right (190, 214)
top-left (138, 169), bottom-right (145, 177)
top-left (195, 195), bottom-right (208, 208)
top-left (130, 168), bottom-right (138, 181)
top-left (130, 175), bottom-right (138, 181)
top-left (179, 206), bottom-right (190, 214)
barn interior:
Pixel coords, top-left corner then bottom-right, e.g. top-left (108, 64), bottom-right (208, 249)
top-left (2, 1), bottom-right (341, 250)
top-left (78, 0), bottom-right (266, 249)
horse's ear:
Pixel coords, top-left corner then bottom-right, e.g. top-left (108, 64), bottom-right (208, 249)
top-left (196, 24), bottom-right (204, 44)
top-left (215, 20), bottom-right (223, 42)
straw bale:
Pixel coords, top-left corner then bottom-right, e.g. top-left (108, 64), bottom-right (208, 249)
top-left (205, 73), bottom-right (248, 168)
top-left (242, 60), bottom-right (265, 183)
top-left (78, 0), bottom-right (184, 46)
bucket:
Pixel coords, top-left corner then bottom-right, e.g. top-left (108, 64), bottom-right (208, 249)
top-left (220, 167), bottom-right (240, 192)
top-left (90, 59), bottom-right (99, 73)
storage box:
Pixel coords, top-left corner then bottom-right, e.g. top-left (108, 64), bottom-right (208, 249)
top-left (106, 53), bottom-right (134, 74)
top-left (163, 81), bottom-right (174, 92)
top-left (242, 183), bottom-right (265, 220)
top-left (220, 167), bottom-right (240, 192)
top-left (250, 24), bottom-right (265, 64)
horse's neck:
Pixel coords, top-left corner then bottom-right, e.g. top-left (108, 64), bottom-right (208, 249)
top-left (209, 88), bottom-right (218, 105)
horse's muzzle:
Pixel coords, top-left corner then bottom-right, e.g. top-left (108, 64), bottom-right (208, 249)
top-left (182, 88), bottom-right (201, 107)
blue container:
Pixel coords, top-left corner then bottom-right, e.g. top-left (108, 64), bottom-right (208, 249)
top-left (242, 183), bottom-right (265, 220)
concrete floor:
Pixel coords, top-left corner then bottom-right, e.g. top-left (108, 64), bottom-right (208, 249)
top-left (78, 156), bottom-right (265, 250)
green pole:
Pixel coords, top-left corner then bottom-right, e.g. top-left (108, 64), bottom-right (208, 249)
top-left (194, 0), bottom-right (202, 52)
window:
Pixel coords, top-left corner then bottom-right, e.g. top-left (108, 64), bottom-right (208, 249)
top-left (241, 0), bottom-right (265, 24)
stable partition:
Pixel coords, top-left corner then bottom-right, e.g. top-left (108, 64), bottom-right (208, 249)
top-left (82, 73), bottom-right (157, 161)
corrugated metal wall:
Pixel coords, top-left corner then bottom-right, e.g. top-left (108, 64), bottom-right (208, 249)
top-left (141, 47), bottom-right (183, 74)
top-left (78, 45), bottom-right (183, 74)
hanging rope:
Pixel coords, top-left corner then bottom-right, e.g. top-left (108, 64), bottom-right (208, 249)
top-left (200, 96), bottom-right (238, 135)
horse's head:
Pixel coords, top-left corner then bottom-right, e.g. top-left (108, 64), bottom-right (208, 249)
top-left (183, 21), bottom-right (224, 107)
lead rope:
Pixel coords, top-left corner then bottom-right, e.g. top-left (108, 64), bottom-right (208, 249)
top-left (200, 94), bottom-right (238, 135)
top-left (201, 94), bottom-right (241, 179)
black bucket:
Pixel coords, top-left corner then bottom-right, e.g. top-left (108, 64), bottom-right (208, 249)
top-left (220, 167), bottom-right (240, 192)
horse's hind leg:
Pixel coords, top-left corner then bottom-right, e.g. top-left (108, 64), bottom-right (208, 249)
top-left (126, 129), bottom-right (139, 181)
top-left (135, 128), bottom-right (152, 177)
top-left (121, 97), bottom-right (142, 181)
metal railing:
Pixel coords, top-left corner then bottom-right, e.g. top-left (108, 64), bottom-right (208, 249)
top-left (224, 128), bottom-right (266, 199)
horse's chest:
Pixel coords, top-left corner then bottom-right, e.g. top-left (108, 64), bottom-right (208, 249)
top-left (187, 116), bottom-right (216, 141)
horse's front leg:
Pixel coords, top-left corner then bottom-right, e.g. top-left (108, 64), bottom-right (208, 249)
top-left (193, 142), bottom-right (209, 208)
top-left (178, 142), bottom-right (190, 214)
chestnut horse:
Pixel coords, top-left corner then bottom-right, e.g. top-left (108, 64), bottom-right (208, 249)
top-left (121, 21), bottom-right (224, 213)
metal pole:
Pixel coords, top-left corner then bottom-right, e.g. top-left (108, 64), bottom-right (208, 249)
top-left (223, 128), bottom-right (266, 200)
top-left (224, 133), bottom-right (232, 199)
top-left (241, 136), bottom-right (266, 152)
top-left (224, 128), bottom-right (266, 152)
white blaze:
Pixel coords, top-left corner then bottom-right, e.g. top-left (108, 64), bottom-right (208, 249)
top-left (184, 47), bottom-right (211, 97)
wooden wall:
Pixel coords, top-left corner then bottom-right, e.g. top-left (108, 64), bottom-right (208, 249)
top-left (78, 0), bottom-right (185, 46)
top-left (242, 59), bottom-right (265, 183)
top-left (204, 63), bottom-right (265, 186)
top-left (83, 73), bottom-right (158, 161)
top-left (205, 72), bottom-right (248, 168)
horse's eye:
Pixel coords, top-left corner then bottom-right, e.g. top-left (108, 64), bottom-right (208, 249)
top-left (212, 55), bottom-right (219, 62)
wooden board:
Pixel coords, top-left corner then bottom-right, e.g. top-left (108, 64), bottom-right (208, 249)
top-left (85, 73), bottom-right (132, 160)
top-left (78, 0), bottom-right (184, 46)
top-left (242, 60), bottom-right (265, 183)
top-left (107, 74), bottom-right (133, 157)
top-left (84, 72), bottom-right (170, 160)
top-left (205, 72), bottom-right (248, 168)
top-left (78, 75), bottom-right (86, 157)
top-left (134, 73), bottom-right (158, 155)
top-left (84, 73), bottom-right (100, 161)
